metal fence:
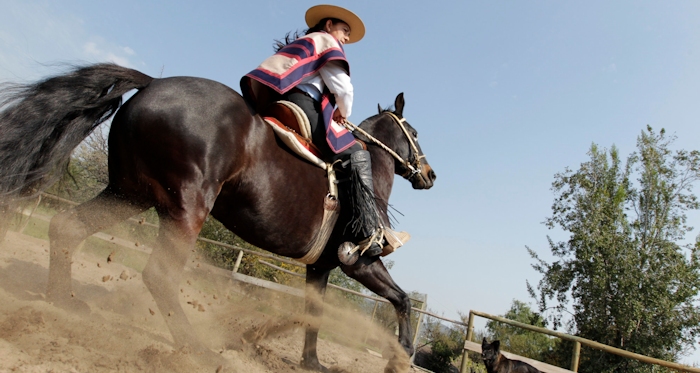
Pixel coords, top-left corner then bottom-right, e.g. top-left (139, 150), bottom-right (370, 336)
top-left (461, 309), bottom-right (700, 373)
top-left (16, 193), bottom-right (700, 373)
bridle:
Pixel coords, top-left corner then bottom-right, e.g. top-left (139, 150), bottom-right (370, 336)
top-left (343, 112), bottom-right (425, 179)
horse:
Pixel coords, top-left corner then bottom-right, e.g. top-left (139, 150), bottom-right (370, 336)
top-left (0, 63), bottom-right (436, 371)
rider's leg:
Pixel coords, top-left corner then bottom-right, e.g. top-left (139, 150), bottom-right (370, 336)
top-left (350, 149), bottom-right (383, 256)
top-left (334, 145), bottom-right (382, 257)
top-left (282, 90), bottom-right (324, 141)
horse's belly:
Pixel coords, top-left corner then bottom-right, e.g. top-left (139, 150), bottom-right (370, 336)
top-left (211, 179), bottom-right (327, 258)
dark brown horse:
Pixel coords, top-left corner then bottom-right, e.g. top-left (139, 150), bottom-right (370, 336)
top-left (0, 63), bottom-right (435, 371)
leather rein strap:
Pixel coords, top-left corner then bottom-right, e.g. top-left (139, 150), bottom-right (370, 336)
top-left (343, 112), bottom-right (425, 179)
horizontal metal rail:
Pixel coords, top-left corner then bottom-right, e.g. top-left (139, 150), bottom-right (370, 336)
top-left (464, 310), bottom-right (700, 373)
top-left (257, 259), bottom-right (461, 323)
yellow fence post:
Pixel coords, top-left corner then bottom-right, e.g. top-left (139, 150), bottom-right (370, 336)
top-left (410, 296), bottom-right (428, 364)
top-left (571, 341), bottom-right (581, 372)
top-left (364, 300), bottom-right (380, 344)
top-left (232, 250), bottom-right (244, 273)
top-left (460, 311), bottom-right (475, 373)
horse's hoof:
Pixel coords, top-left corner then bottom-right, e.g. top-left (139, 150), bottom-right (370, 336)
top-left (300, 358), bottom-right (329, 372)
top-left (190, 347), bottom-right (227, 368)
top-left (383, 345), bottom-right (411, 373)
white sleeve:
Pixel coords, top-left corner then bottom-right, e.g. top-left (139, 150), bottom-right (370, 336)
top-left (319, 61), bottom-right (353, 118)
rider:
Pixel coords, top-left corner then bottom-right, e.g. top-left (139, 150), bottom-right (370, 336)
top-left (240, 5), bottom-right (383, 257)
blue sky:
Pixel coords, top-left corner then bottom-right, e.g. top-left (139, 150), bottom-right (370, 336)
top-left (2, 0), bottom-right (700, 365)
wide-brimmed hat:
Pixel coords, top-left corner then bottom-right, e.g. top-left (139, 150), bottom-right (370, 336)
top-left (305, 4), bottom-right (365, 44)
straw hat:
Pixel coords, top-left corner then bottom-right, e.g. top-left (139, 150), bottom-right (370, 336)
top-left (305, 4), bottom-right (365, 44)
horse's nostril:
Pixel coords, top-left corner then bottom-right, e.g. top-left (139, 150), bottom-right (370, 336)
top-left (429, 169), bottom-right (436, 181)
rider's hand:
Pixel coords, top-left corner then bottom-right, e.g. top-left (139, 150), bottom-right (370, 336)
top-left (333, 112), bottom-right (346, 124)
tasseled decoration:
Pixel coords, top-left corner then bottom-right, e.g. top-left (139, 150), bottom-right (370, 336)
top-left (347, 166), bottom-right (380, 236)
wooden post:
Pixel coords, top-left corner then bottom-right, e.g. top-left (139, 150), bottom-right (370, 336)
top-left (364, 300), bottom-right (380, 344)
top-left (410, 296), bottom-right (428, 364)
top-left (232, 250), bottom-right (244, 273)
top-left (18, 195), bottom-right (42, 234)
top-left (571, 341), bottom-right (581, 372)
top-left (460, 311), bottom-right (475, 373)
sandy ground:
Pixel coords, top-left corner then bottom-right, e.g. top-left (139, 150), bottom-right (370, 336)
top-left (0, 231), bottom-right (422, 373)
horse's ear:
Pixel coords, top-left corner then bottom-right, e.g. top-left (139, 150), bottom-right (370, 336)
top-left (482, 337), bottom-right (488, 347)
top-left (492, 340), bottom-right (500, 352)
top-left (394, 92), bottom-right (405, 117)
top-left (378, 103), bottom-right (382, 114)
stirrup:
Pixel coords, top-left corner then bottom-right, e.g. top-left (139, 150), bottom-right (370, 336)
top-left (358, 230), bottom-right (384, 256)
top-left (382, 228), bottom-right (411, 252)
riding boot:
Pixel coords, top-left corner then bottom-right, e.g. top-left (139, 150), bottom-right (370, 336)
top-left (349, 150), bottom-right (383, 257)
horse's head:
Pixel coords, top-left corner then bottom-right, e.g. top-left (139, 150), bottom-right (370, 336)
top-left (356, 93), bottom-right (436, 190)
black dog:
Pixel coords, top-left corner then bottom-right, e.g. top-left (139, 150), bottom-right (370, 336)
top-left (481, 338), bottom-right (541, 373)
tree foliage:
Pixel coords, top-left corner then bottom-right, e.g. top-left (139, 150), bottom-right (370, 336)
top-left (47, 125), bottom-right (110, 202)
top-left (417, 313), bottom-right (466, 373)
top-left (529, 126), bottom-right (700, 372)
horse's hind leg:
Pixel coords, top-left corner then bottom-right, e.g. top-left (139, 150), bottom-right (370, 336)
top-left (47, 188), bottom-right (147, 307)
top-left (342, 258), bottom-right (415, 357)
top-left (140, 196), bottom-right (215, 356)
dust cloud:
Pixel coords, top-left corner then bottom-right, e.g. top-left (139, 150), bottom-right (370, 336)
top-left (0, 230), bottom-right (419, 373)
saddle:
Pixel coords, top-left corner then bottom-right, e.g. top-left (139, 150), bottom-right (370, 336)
top-left (261, 100), bottom-right (368, 165)
top-left (262, 101), bottom-right (323, 161)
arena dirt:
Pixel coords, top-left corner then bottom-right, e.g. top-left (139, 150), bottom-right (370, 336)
top-left (0, 231), bottom-right (421, 373)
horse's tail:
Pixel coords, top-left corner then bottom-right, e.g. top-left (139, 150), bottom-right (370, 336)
top-left (0, 63), bottom-right (154, 201)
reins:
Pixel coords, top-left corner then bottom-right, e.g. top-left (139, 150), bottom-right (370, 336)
top-left (343, 112), bottom-right (425, 179)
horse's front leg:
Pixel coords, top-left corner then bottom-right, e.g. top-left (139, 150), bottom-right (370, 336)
top-left (342, 257), bottom-right (414, 357)
top-left (300, 265), bottom-right (331, 372)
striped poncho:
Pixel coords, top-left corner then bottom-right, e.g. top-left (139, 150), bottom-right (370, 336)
top-left (241, 32), bottom-right (357, 154)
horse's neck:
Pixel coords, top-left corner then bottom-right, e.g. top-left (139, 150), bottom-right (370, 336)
top-left (355, 116), bottom-right (397, 224)
top-left (369, 147), bottom-right (394, 226)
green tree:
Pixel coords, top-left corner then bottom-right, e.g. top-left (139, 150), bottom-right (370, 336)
top-left (47, 125), bottom-right (110, 202)
top-left (529, 126), bottom-right (700, 373)
top-left (485, 300), bottom-right (557, 364)
top-left (417, 314), bottom-right (466, 373)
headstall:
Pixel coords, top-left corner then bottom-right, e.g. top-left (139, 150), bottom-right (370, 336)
top-left (343, 112), bottom-right (424, 180)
